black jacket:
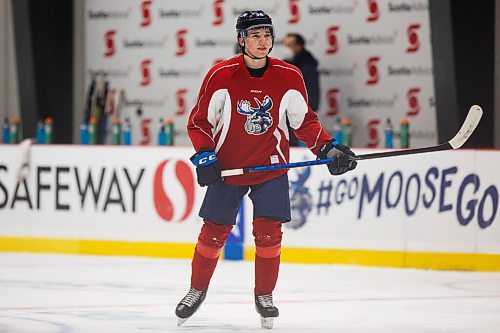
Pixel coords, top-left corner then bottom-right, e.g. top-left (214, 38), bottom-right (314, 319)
top-left (290, 49), bottom-right (320, 111)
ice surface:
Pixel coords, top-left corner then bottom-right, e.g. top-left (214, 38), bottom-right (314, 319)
top-left (0, 253), bottom-right (499, 332)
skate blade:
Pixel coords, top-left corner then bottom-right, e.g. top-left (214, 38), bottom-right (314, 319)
top-left (177, 317), bottom-right (188, 326)
top-left (260, 317), bottom-right (274, 329)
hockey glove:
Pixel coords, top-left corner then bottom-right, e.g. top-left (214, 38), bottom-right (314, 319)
top-left (190, 150), bottom-right (223, 187)
top-left (317, 141), bottom-right (357, 176)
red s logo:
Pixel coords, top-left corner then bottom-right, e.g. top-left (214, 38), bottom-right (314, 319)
top-left (104, 30), bottom-right (116, 57)
top-left (367, 119), bottom-right (381, 147)
top-left (154, 160), bottom-right (195, 222)
top-left (326, 26), bottom-right (340, 54)
top-left (140, 59), bottom-right (152, 86)
top-left (176, 29), bottom-right (188, 56)
top-left (366, 56), bottom-right (380, 85)
top-left (140, 0), bottom-right (153, 27)
top-left (176, 89), bottom-right (188, 115)
top-left (213, 0), bottom-right (224, 26)
top-left (407, 88), bottom-right (421, 116)
top-left (326, 88), bottom-right (340, 116)
top-left (288, 0), bottom-right (300, 24)
top-left (366, 0), bottom-right (380, 22)
top-left (406, 24), bottom-right (421, 53)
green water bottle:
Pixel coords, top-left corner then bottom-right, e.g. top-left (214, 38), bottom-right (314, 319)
top-left (10, 117), bottom-right (20, 143)
top-left (341, 118), bottom-right (351, 147)
top-left (111, 118), bottom-right (121, 145)
top-left (89, 117), bottom-right (97, 144)
top-left (165, 119), bottom-right (174, 145)
top-left (44, 117), bottom-right (53, 144)
top-left (400, 118), bottom-right (409, 148)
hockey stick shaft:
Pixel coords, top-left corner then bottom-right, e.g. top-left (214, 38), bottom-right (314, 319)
top-left (221, 105), bottom-right (483, 177)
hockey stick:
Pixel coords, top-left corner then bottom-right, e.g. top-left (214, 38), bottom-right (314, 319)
top-left (221, 105), bottom-right (483, 177)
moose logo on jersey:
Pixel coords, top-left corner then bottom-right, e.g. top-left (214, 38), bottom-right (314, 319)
top-left (237, 96), bottom-right (274, 135)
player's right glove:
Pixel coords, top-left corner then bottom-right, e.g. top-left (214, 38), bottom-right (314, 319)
top-left (317, 140), bottom-right (357, 176)
top-left (190, 150), bottom-right (223, 187)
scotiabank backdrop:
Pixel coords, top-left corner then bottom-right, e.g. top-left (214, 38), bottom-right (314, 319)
top-left (85, 0), bottom-right (437, 148)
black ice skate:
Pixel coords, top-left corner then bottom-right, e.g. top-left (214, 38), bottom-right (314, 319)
top-left (175, 287), bottom-right (207, 326)
top-left (255, 294), bottom-right (279, 329)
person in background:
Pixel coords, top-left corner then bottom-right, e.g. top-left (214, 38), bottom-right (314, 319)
top-left (283, 33), bottom-right (320, 146)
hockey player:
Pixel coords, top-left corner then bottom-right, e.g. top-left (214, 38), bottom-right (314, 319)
top-left (176, 10), bottom-right (357, 329)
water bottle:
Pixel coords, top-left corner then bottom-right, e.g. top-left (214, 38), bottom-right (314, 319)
top-left (44, 117), bottom-right (53, 144)
top-left (10, 117), bottom-right (20, 143)
top-left (400, 118), bottom-right (409, 148)
top-left (36, 120), bottom-right (46, 144)
top-left (158, 118), bottom-right (167, 146)
top-left (2, 117), bottom-right (10, 143)
top-left (111, 118), bottom-right (121, 145)
top-left (341, 118), bottom-right (352, 147)
top-left (165, 119), bottom-right (174, 145)
top-left (88, 117), bottom-right (97, 144)
top-left (332, 117), bottom-right (343, 144)
top-left (122, 118), bottom-right (132, 145)
top-left (384, 118), bottom-right (394, 148)
top-left (80, 121), bottom-right (89, 144)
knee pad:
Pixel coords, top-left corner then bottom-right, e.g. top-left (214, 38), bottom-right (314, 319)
top-left (253, 217), bottom-right (282, 258)
top-left (197, 220), bottom-right (233, 259)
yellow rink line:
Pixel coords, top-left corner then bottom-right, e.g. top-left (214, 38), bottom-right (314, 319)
top-left (0, 236), bottom-right (499, 271)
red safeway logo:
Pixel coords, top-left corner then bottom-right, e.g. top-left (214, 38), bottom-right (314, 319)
top-left (140, 59), bottom-right (152, 86)
top-left (326, 26), bottom-right (340, 54)
top-left (366, 56), bottom-right (380, 85)
top-left (366, 0), bottom-right (380, 22)
top-left (406, 23), bottom-right (421, 53)
top-left (326, 88), bottom-right (340, 116)
top-left (407, 87), bottom-right (421, 116)
top-left (104, 30), bottom-right (116, 57)
top-left (140, 0), bottom-right (153, 27)
top-left (176, 29), bottom-right (188, 56)
top-left (154, 160), bottom-right (195, 222)
top-left (367, 119), bottom-right (381, 147)
top-left (213, 0), bottom-right (224, 26)
top-left (288, 0), bottom-right (300, 24)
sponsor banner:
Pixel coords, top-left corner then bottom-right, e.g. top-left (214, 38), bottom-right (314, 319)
top-left (85, 0), bottom-right (437, 148)
top-left (243, 148), bottom-right (500, 255)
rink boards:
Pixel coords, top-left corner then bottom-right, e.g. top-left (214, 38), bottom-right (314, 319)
top-left (0, 145), bottom-right (499, 271)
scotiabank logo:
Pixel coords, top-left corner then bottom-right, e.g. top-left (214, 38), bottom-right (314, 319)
top-left (326, 26), bottom-right (340, 54)
top-left (213, 0), bottom-right (224, 26)
top-left (153, 160), bottom-right (195, 222)
top-left (366, 0), bottom-right (380, 22)
top-left (140, 59), bottom-right (152, 86)
top-left (326, 88), bottom-right (340, 116)
top-left (176, 29), bottom-right (188, 56)
top-left (407, 87), bottom-right (421, 116)
top-left (366, 56), bottom-right (380, 85)
top-left (140, 0), bottom-right (153, 27)
top-left (176, 89), bottom-right (188, 115)
top-left (288, 0), bottom-right (300, 24)
top-left (104, 30), bottom-right (116, 57)
top-left (367, 119), bottom-right (381, 147)
top-left (406, 23), bottom-right (421, 53)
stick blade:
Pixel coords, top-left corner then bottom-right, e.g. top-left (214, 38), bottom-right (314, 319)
top-left (448, 105), bottom-right (483, 149)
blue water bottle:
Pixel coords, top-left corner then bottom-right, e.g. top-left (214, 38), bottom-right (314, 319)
top-left (80, 121), bottom-right (89, 144)
top-left (36, 120), bottom-right (46, 143)
top-left (2, 117), bottom-right (10, 143)
top-left (384, 118), bottom-right (394, 148)
top-left (122, 118), bottom-right (132, 145)
top-left (332, 117), bottom-right (343, 144)
top-left (158, 118), bottom-right (167, 146)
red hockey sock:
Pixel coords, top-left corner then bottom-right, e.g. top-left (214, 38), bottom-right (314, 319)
top-left (190, 220), bottom-right (232, 291)
top-left (253, 217), bottom-right (282, 296)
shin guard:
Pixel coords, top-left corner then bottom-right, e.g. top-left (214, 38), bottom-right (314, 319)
top-left (253, 217), bottom-right (283, 296)
top-left (191, 220), bottom-right (232, 291)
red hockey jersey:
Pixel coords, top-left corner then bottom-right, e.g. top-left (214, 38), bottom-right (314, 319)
top-left (187, 54), bottom-right (331, 185)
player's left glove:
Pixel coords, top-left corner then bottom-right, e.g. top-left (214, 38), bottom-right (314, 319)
top-left (190, 150), bottom-right (223, 187)
top-left (317, 140), bottom-right (357, 176)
